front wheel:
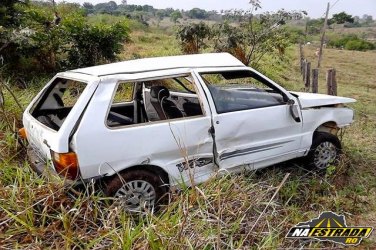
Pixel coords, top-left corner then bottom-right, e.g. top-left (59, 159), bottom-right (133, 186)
top-left (305, 132), bottom-right (342, 170)
top-left (105, 169), bottom-right (168, 212)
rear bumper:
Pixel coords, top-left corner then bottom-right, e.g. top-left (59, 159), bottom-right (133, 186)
top-left (27, 146), bottom-right (79, 185)
top-left (27, 146), bottom-right (51, 176)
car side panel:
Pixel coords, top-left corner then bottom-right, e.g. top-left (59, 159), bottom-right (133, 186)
top-left (300, 107), bottom-right (354, 151)
top-left (72, 80), bottom-right (215, 187)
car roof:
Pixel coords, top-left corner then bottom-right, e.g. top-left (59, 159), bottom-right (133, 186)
top-left (68, 53), bottom-right (245, 77)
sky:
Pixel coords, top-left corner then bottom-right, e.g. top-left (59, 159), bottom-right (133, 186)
top-left (60, 0), bottom-right (376, 18)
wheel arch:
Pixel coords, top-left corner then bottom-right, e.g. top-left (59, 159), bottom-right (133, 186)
top-left (103, 164), bottom-right (170, 187)
top-left (314, 121), bottom-right (339, 136)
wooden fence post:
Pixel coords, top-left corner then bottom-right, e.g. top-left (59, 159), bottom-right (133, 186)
top-left (302, 59), bottom-right (307, 81)
top-left (327, 69), bottom-right (332, 95)
top-left (327, 68), bottom-right (337, 95)
top-left (305, 61), bottom-right (311, 90)
top-left (332, 68), bottom-right (337, 96)
top-left (312, 68), bottom-right (319, 93)
top-left (299, 43), bottom-right (304, 74)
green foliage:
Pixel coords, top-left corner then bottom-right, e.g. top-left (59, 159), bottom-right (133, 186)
top-left (329, 34), bottom-right (375, 51)
top-left (285, 27), bottom-right (306, 44)
top-left (62, 15), bottom-right (130, 68)
top-left (175, 5), bottom-right (305, 67)
top-left (170, 10), bottom-right (182, 24)
top-left (212, 10), bottom-right (297, 66)
top-left (345, 39), bottom-right (375, 51)
top-left (176, 22), bottom-right (211, 54)
top-left (331, 11), bottom-right (354, 24)
top-left (187, 8), bottom-right (208, 19)
top-left (0, 0), bottom-right (29, 64)
top-left (306, 18), bottom-right (325, 35)
top-left (0, 0), bottom-right (28, 27)
top-left (0, 2), bottom-right (130, 78)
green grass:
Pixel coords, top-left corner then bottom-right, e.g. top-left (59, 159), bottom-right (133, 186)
top-left (1, 27), bottom-right (376, 248)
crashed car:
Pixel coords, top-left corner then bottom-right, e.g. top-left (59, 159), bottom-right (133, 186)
top-left (21, 53), bottom-right (356, 211)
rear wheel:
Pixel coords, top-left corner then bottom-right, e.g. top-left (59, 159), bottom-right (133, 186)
top-left (105, 169), bottom-right (168, 212)
top-left (305, 132), bottom-right (342, 170)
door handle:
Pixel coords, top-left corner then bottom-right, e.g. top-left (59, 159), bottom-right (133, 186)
top-left (43, 139), bottom-right (50, 148)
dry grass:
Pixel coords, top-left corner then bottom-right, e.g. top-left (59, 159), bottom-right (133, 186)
top-left (120, 29), bottom-right (181, 60)
top-left (1, 27), bottom-right (376, 248)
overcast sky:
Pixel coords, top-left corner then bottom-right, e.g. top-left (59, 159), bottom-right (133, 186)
top-left (60, 0), bottom-right (376, 18)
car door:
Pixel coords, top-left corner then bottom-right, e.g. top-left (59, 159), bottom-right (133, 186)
top-left (74, 71), bottom-right (216, 187)
top-left (194, 68), bottom-right (303, 171)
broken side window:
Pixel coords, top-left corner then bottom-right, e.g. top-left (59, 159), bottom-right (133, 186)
top-left (107, 82), bottom-right (136, 127)
top-left (143, 75), bottom-right (203, 121)
top-left (30, 78), bottom-right (87, 131)
top-left (200, 70), bottom-right (286, 114)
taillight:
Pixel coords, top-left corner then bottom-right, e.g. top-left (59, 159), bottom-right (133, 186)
top-left (19, 127), bottom-right (27, 139)
top-left (51, 151), bottom-right (80, 180)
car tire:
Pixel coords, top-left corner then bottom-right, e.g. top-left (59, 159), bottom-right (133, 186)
top-left (305, 132), bottom-right (342, 170)
top-left (105, 169), bottom-right (169, 212)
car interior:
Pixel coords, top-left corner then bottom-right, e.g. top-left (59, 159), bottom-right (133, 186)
top-left (31, 71), bottom-right (286, 130)
top-left (107, 77), bottom-right (203, 127)
top-left (201, 70), bottom-right (287, 114)
top-left (31, 78), bottom-right (86, 131)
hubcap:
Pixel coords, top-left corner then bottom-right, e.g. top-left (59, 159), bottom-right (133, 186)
top-left (313, 141), bottom-right (337, 169)
top-left (115, 180), bottom-right (156, 212)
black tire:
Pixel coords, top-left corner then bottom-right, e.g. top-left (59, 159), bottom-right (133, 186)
top-left (105, 169), bottom-right (169, 212)
top-left (305, 132), bottom-right (342, 170)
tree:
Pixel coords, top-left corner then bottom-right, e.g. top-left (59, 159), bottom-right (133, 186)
top-left (306, 18), bottom-right (325, 34)
top-left (0, 0), bottom-right (28, 27)
top-left (176, 22), bottom-right (211, 54)
top-left (213, 5), bottom-right (305, 66)
top-left (362, 14), bottom-right (373, 25)
top-left (331, 12), bottom-right (354, 24)
top-left (1, 1), bottom-right (130, 77)
top-left (188, 8), bottom-right (208, 19)
top-left (83, 2), bottom-right (93, 9)
top-left (107, 1), bottom-right (118, 12)
top-left (82, 2), bottom-right (94, 14)
top-left (0, 0), bottom-right (29, 55)
top-left (170, 10), bottom-right (182, 24)
top-left (155, 10), bottom-right (165, 26)
top-left (94, 1), bottom-right (118, 13)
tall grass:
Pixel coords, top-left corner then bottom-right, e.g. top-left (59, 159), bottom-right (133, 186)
top-left (1, 28), bottom-right (376, 248)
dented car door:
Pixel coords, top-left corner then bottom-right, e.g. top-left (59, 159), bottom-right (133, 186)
top-left (195, 68), bottom-right (304, 171)
top-left (72, 71), bottom-right (216, 186)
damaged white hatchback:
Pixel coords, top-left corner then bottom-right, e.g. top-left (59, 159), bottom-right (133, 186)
top-left (22, 53), bottom-right (356, 211)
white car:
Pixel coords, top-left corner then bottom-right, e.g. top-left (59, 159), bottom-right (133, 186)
top-left (22, 53), bottom-right (356, 211)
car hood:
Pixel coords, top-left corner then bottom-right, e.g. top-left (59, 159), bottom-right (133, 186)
top-left (291, 92), bottom-right (356, 108)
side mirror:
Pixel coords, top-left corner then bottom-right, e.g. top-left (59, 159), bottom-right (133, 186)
top-left (288, 99), bottom-right (301, 123)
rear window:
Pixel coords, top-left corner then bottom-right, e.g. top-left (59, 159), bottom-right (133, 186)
top-left (30, 78), bottom-right (87, 131)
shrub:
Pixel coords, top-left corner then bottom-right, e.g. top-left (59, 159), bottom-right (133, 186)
top-left (0, 2), bottom-right (130, 78)
top-left (63, 15), bottom-right (130, 68)
top-left (345, 39), bottom-right (375, 51)
top-left (212, 16), bottom-right (292, 67)
top-left (329, 34), bottom-right (375, 51)
top-left (176, 22), bottom-right (211, 54)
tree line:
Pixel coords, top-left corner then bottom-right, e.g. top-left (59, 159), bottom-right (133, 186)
top-left (1, 0), bottom-right (375, 81)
